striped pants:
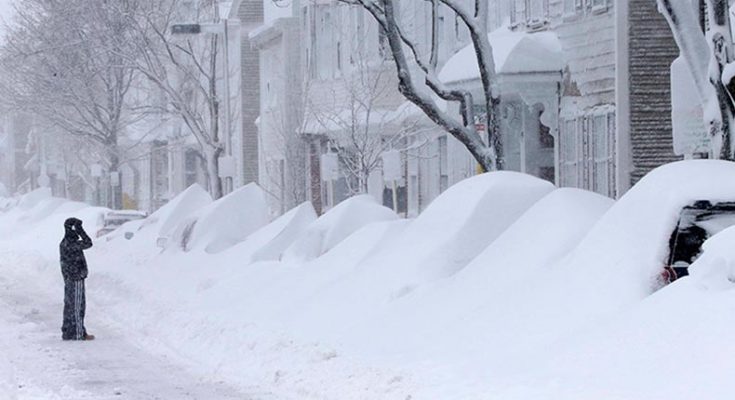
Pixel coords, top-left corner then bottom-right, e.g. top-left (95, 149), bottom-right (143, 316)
top-left (62, 279), bottom-right (87, 340)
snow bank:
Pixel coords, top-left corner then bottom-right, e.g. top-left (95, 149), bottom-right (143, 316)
top-left (562, 160), bottom-right (735, 311)
top-left (249, 202), bottom-right (318, 262)
top-left (281, 195), bottom-right (399, 263)
top-left (688, 225), bottom-right (735, 289)
top-left (172, 183), bottom-right (270, 253)
top-left (17, 187), bottom-right (52, 210)
top-left (9, 163), bottom-right (735, 399)
top-left (143, 183), bottom-right (212, 238)
top-left (514, 243), bottom-right (735, 400)
top-left (0, 356), bottom-right (15, 400)
top-left (369, 171), bottom-right (554, 296)
top-left (454, 188), bottom-right (614, 297)
top-left (327, 187), bottom-right (611, 367)
top-left (0, 182), bottom-right (8, 198)
top-left (208, 219), bottom-right (411, 327)
top-left (282, 172), bottom-right (553, 346)
top-left (216, 201), bottom-right (317, 264)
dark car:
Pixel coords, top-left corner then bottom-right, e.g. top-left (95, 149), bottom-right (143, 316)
top-left (96, 210), bottom-right (147, 238)
top-left (666, 201), bottom-right (735, 282)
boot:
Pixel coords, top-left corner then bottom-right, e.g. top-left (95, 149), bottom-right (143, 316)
top-left (83, 333), bottom-right (95, 341)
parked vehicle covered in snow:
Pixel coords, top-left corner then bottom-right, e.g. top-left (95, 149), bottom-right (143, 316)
top-left (666, 201), bottom-right (735, 281)
top-left (96, 210), bottom-right (147, 238)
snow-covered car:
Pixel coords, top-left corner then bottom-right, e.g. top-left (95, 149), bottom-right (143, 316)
top-left (666, 201), bottom-right (735, 281)
top-left (96, 210), bottom-right (147, 238)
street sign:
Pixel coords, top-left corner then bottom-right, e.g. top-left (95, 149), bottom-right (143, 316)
top-left (381, 150), bottom-right (402, 182)
top-left (90, 164), bottom-right (103, 178)
top-left (38, 173), bottom-right (50, 188)
top-left (171, 24), bottom-right (202, 35)
top-left (320, 153), bottom-right (340, 181)
top-left (218, 155), bottom-right (236, 178)
top-left (110, 171), bottom-right (120, 187)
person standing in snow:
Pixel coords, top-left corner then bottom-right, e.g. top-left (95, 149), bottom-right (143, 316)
top-left (59, 217), bottom-right (95, 341)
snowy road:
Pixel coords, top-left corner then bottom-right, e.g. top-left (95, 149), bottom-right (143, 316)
top-left (0, 250), bottom-right (267, 400)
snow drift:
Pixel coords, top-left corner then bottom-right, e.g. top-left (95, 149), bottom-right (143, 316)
top-left (328, 186), bottom-right (614, 367)
top-left (218, 201), bottom-right (318, 264)
top-left (688, 224), bottom-right (735, 289)
top-left (366, 171), bottom-right (555, 297)
top-left (249, 201), bottom-right (318, 262)
top-left (170, 183), bottom-right (270, 253)
top-left (143, 183), bottom-right (213, 238)
top-left (281, 195), bottom-right (399, 263)
top-left (5, 162), bottom-right (735, 399)
top-left (560, 160), bottom-right (735, 314)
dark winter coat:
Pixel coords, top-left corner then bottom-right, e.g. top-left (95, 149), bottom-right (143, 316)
top-left (60, 219), bottom-right (93, 281)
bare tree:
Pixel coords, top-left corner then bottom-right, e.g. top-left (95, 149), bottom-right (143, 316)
top-left (307, 60), bottom-right (426, 195)
top-left (658, 0), bottom-right (735, 159)
top-left (337, 0), bottom-right (502, 172)
top-left (0, 0), bottom-right (143, 208)
top-left (125, 0), bottom-right (231, 199)
top-left (261, 82), bottom-right (309, 214)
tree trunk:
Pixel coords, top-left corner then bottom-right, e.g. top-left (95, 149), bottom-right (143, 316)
top-left (109, 157), bottom-right (123, 210)
top-left (205, 147), bottom-right (224, 200)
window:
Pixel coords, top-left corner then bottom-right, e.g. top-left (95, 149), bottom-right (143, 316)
top-left (589, 0), bottom-right (608, 13)
top-left (308, 6), bottom-right (317, 78)
top-left (438, 136), bottom-right (448, 193)
top-left (528, 0), bottom-right (549, 22)
top-left (309, 5), bottom-right (343, 79)
top-left (511, 0), bottom-right (549, 28)
top-left (539, 109), bottom-right (554, 149)
top-left (564, 0), bottom-right (584, 15)
top-left (560, 119), bottom-right (580, 187)
top-left (560, 110), bottom-right (616, 197)
top-left (591, 115), bottom-right (610, 196)
top-left (350, 6), bottom-right (365, 64)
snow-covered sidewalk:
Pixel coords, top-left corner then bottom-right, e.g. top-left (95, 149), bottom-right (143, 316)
top-left (0, 249), bottom-right (269, 400)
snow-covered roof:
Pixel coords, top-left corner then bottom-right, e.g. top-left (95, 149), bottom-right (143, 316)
top-left (439, 26), bottom-right (564, 84)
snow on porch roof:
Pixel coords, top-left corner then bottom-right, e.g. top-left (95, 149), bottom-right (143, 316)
top-left (439, 26), bottom-right (563, 84)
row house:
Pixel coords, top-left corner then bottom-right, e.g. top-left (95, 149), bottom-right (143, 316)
top-left (441, 0), bottom-right (681, 200)
top-left (251, 0), bottom-right (683, 217)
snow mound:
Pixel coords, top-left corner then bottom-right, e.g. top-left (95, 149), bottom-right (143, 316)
top-left (282, 195), bottom-right (399, 263)
top-left (456, 187), bottom-right (613, 293)
top-left (369, 171), bottom-right (554, 295)
top-left (249, 202), bottom-right (318, 262)
top-left (220, 201), bottom-right (317, 263)
top-left (144, 183), bottom-right (213, 238)
top-left (688, 225), bottom-right (735, 289)
top-left (567, 160), bottom-right (735, 306)
top-left (182, 183), bottom-right (270, 253)
top-left (0, 357), bottom-right (15, 400)
top-left (17, 187), bottom-right (52, 210)
top-left (21, 197), bottom-right (67, 224)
